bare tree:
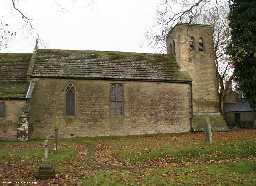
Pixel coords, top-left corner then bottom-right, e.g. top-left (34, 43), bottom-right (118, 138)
top-left (147, 0), bottom-right (232, 112)
top-left (0, 0), bottom-right (40, 50)
top-left (11, 0), bottom-right (31, 23)
top-left (0, 0), bottom-right (95, 50)
top-left (208, 5), bottom-right (233, 112)
top-left (0, 21), bottom-right (16, 50)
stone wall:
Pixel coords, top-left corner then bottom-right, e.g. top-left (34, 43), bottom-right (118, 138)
top-left (30, 79), bottom-right (191, 138)
top-left (167, 24), bottom-right (219, 113)
top-left (0, 100), bottom-right (26, 140)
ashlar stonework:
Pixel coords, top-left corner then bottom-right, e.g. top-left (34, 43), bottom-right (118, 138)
top-left (30, 79), bottom-right (191, 138)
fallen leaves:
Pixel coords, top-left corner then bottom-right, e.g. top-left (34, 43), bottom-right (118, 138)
top-left (0, 129), bottom-right (255, 185)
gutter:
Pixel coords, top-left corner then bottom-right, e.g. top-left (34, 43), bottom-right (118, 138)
top-left (0, 97), bottom-right (27, 100)
top-left (29, 76), bottom-right (192, 84)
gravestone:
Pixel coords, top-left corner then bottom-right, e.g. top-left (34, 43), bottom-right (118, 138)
top-left (205, 118), bottom-right (213, 144)
top-left (44, 139), bottom-right (49, 160)
top-left (34, 139), bottom-right (55, 179)
top-left (54, 127), bottom-right (58, 151)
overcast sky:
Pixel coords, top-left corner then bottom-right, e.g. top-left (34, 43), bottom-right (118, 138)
top-left (1, 0), bottom-right (161, 53)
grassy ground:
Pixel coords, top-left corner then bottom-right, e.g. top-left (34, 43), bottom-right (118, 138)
top-left (0, 129), bottom-right (256, 185)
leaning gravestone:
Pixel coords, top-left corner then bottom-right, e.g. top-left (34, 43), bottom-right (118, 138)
top-left (205, 117), bottom-right (213, 144)
top-left (34, 139), bottom-right (56, 179)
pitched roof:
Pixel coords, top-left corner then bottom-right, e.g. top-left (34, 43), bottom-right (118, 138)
top-left (0, 53), bottom-right (31, 99)
top-left (0, 82), bottom-right (29, 99)
top-left (0, 53), bottom-right (32, 82)
top-left (224, 101), bottom-right (254, 112)
top-left (29, 49), bottom-right (191, 82)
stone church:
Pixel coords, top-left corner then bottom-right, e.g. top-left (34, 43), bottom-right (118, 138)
top-left (0, 23), bottom-right (227, 140)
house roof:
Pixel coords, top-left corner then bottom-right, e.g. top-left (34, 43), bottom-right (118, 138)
top-left (0, 82), bottom-right (29, 99)
top-left (0, 53), bottom-right (32, 82)
top-left (29, 49), bottom-right (191, 82)
top-left (0, 53), bottom-right (31, 99)
top-left (224, 101), bottom-right (254, 112)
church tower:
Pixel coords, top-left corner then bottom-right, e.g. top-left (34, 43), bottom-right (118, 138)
top-left (167, 23), bottom-right (227, 130)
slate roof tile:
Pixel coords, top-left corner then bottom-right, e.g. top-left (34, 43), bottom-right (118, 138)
top-left (0, 53), bottom-right (31, 82)
top-left (224, 101), bottom-right (254, 112)
top-left (0, 53), bottom-right (31, 98)
top-left (0, 82), bottom-right (29, 99)
top-left (30, 49), bottom-right (191, 82)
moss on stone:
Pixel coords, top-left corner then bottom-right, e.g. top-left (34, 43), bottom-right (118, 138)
top-left (0, 82), bottom-right (28, 99)
top-left (192, 113), bottom-right (229, 132)
top-left (37, 49), bottom-right (173, 62)
top-left (33, 49), bottom-right (192, 82)
top-left (0, 53), bottom-right (32, 62)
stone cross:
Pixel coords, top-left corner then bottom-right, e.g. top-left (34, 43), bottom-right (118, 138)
top-left (35, 138), bottom-right (55, 179)
top-left (44, 139), bottom-right (49, 161)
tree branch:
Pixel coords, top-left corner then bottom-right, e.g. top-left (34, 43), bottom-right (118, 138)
top-left (11, 0), bottom-right (31, 21)
top-left (11, 0), bottom-right (42, 48)
top-left (166, 0), bottom-right (210, 24)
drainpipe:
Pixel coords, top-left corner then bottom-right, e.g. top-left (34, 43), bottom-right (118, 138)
top-left (189, 82), bottom-right (193, 131)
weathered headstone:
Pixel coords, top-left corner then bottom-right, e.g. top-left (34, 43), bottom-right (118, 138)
top-left (44, 139), bottom-right (49, 160)
top-left (205, 118), bottom-right (213, 144)
top-left (34, 139), bottom-right (55, 179)
top-left (54, 128), bottom-right (58, 151)
top-left (53, 116), bottom-right (60, 151)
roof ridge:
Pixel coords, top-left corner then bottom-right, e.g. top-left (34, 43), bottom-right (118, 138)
top-left (36, 48), bottom-right (167, 56)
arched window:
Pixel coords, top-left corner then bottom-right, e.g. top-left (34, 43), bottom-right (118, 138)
top-left (172, 40), bottom-right (176, 56)
top-left (189, 36), bottom-right (195, 51)
top-left (198, 37), bottom-right (204, 51)
top-left (65, 83), bottom-right (75, 115)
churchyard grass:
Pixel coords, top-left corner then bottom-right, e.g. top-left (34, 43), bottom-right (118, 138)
top-left (0, 129), bottom-right (255, 185)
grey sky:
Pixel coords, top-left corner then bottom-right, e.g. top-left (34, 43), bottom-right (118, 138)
top-left (1, 0), bottom-right (161, 53)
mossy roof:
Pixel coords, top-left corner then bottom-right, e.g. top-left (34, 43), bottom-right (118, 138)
top-left (30, 49), bottom-right (191, 82)
top-left (224, 102), bottom-right (254, 112)
top-left (0, 53), bottom-right (31, 99)
top-left (0, 82), bottom-right (29, 99)
top-left (0, 53), bottom-right (32, 82)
